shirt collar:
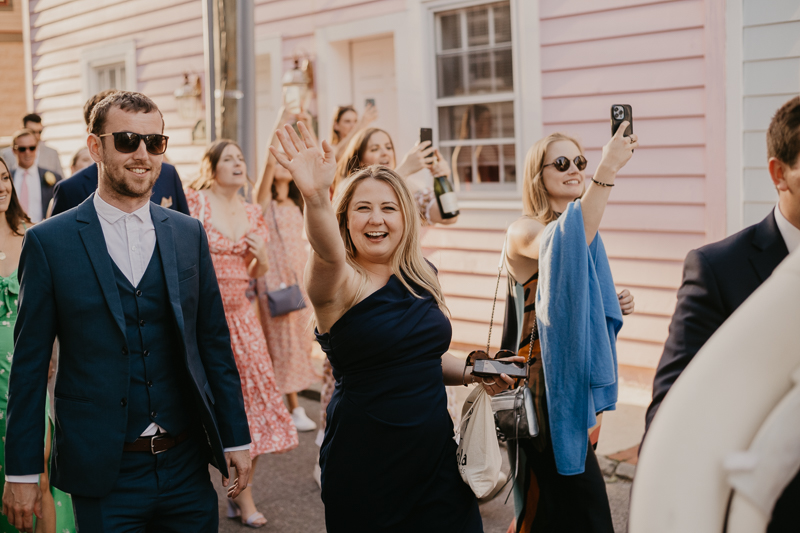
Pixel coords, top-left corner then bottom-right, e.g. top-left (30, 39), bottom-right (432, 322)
top-left (93, 192), bottom-right (153, 227)
top-left (15, 164), bottom-right (38, 178)
top-left (774, 203), bottom-right (800, 254)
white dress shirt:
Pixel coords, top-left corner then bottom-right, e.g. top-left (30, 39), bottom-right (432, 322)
top-left (13, 164), bottom-right (43, 222)
top-left (6, 193), bottom-right (247, 483)
top-left (775, 203), bottom-right (800, 254)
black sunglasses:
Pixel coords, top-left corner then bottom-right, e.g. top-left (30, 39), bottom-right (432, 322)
top-left (98, 132), bottom-right (169, 155)
top-left (543, 155), bottom-right (587, 172)
top-left (14, 146), bottom-right (37, 153)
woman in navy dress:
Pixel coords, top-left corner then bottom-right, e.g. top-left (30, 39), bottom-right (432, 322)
top-left (271, 123), bottom-right (521, 532)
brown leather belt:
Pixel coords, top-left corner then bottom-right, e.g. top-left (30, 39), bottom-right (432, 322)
top-left (123, 431), bottom-right (190, 455)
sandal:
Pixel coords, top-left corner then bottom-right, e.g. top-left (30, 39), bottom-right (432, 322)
top-left (227, 489), bottom-right (268, 529)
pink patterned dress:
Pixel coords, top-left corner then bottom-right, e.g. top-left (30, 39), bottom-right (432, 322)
top-left (257, 200), bottom-right (320, 394)
top-left (185, 188), bottom-right (298, 456)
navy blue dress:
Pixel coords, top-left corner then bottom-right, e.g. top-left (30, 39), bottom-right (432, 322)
top-left (316, 274), bottom-right (483, 533)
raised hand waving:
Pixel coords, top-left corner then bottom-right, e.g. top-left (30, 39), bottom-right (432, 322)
top-left (269, 122), bottom-right (336, 205)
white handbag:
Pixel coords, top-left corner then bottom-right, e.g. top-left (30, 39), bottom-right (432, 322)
top-left (456, 386), bottom-right (503, 498)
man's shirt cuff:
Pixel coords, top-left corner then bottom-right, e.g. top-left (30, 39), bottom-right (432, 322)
top-left (6, 474), bottom-right (40, 483)
top-left (223, 444), bottom-right (251, 453)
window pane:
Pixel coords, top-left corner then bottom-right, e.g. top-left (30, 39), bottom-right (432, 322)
top-left (475, 145), bottom-right (500, 183)
top-left (494, 4), bottom-right (511, 43)
top-left (119, 66), bottom-right (126, 90)
top-left (440, 13), bottom-right (461, 51)
top-left (109, 68), bottom-right (116, 89)
top-left (503, 144), bottom-right (516, 183)
top-left (437, 55), bottom-right (464, 98)
top-left (448, 145), bottom-right (474, 190)
top-left (494, 49), bottom-right (513, 92)
top-left (467, 51), bottom-right (492, 94)
top-left (466, 7), bottom-right (489, 47)
top-left (438, 102), bottom-right (514, 141)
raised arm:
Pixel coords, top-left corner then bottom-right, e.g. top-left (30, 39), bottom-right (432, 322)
top-left (254, 106), bottom-right (292, 210)
top-left (580, 121), bottom-right (637, 245)
top-left (270, 123), bottom-right (354, 331)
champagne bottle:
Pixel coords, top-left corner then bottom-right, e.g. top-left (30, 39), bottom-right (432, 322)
top-left (433, 175), bottom-right (459, 219)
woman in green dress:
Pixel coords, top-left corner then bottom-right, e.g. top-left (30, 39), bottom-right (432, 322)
top-left (0, 156), bottom-right (75, 533)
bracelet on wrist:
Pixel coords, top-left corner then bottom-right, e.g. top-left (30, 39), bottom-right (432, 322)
top-left (591, 177), bottom-right (614, 187)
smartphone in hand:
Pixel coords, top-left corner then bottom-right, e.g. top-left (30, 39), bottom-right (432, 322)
top-left (611, 104), bottom-right (633, 137)
top-left (365, 98), bottom-right (375, 107)
top-left (419, 127), bottom-right (433, 147)
top-left (472, 358), bottom-right (528, 379)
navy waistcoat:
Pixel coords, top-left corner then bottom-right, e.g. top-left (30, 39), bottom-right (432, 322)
top-left (112, 246), bottom-right (195, 442)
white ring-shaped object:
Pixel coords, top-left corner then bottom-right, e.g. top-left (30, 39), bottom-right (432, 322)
top-left (630, 246), bottom-right (800, 532)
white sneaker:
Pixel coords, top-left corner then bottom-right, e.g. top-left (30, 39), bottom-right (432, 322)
top-left (291, 406), bottom-right (317, 432)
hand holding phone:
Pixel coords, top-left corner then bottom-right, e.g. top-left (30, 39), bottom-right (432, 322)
top-left (472, 358), bottom-right (527, 379)
top-left (611, 105), bottom-right (633, 138)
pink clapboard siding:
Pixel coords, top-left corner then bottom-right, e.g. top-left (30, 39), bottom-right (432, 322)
top-left (538, 0), bottom-right (725, 372)
top-left (26, 0), bottom-right (206, 179)
top-left (424, 0), bottom-right (727, 378)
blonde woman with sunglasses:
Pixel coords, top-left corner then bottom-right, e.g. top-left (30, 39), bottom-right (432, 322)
top-left (504, 124), bottom-right (637, 532)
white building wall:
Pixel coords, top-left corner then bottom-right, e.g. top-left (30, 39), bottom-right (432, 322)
top-left (738, 0), bottom-right (800, 228)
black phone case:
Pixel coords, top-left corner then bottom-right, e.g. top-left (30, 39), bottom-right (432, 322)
top-left (419, 128), bottom-right (433, 146)
top-left (611, 104), bottom-right (633, 137)
top-left (472, 359), bottom-right (528, 379)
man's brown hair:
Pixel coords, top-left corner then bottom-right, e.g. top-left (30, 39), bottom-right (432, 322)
top-left (11, 129), bottom-right (37, 148)
top-left (88, 91), bottom-right (164, 136)
top-left (83, 90), bottom-right (119, 127)
top-left (767, 96), bottom-right (800, 167)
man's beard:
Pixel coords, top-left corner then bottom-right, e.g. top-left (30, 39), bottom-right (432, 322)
top-left (101, 153), bottom-right (161, 199)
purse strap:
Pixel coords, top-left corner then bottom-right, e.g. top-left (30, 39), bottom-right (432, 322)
top-left (485, 235), bottom-right (508, 355)
top-left (264, 201), bottom-right (300, 291)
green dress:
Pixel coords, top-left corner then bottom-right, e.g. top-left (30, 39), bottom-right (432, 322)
top-left (0, 270), bottom-right (75, 533)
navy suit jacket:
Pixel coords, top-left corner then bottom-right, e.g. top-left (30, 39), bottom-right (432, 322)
top-left (50, 162), bottom-right (189, 218)
top-left (36, 167), bottom-right (63, 220)
top-left (5, 196), bottom-right (250, 498)
top-left (645, 211), bottom-right (788, 432)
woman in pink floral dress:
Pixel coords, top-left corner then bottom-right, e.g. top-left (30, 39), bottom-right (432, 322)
top-left (186, 139), bottom-right (298, 529)
top-left (255, 155), bottom-right (320, 431)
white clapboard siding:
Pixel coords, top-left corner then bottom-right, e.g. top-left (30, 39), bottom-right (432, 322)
top-left (740, 0), bottom-right (800, 227)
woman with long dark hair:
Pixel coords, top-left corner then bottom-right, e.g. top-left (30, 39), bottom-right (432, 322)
top-left (0, 157), bottom-right (76, 532)
top-left (329, 104), bottom-right (377, 159)
top-left (186, 141), bottom-right (298, 528)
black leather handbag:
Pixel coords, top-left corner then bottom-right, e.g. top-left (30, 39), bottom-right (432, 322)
top-left (483, 236), bottom-right (539, 441)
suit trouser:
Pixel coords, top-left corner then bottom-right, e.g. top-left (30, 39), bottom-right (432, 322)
top-left (71, 433), bottom-right (218, 533)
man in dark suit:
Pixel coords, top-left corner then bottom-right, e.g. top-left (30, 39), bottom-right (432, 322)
top-left (645, 95), bottom-right (800, 531)
top-left (10, 129), bottom-right (63, 222)
top-left (2, 91), bottom-right (251, 532)
top-left (49, 89), bottom-right (189, 218)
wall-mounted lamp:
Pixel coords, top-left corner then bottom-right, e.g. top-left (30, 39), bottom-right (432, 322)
top-left (174, 73), bottom-right (203, 122)
top-left (282, 57), bottom-right (313, 115)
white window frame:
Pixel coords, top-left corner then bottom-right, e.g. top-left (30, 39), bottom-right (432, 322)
top-left (424, 0), bottom-right (530, 199)
top-left (80, 40), bottom-right (137, 101)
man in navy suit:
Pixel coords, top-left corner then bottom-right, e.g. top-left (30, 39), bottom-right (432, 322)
top-left (50, 89), bottom-right (189, 218)
top-left (2, 92), bottom-right (251, 532)
top-left (9, 129), bottom-right (63, 222)
top-left (645, 96), bottom-right (800, 532)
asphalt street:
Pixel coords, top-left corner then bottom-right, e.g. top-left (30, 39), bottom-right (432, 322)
top-left (214, 396), bottom-right (632, 533)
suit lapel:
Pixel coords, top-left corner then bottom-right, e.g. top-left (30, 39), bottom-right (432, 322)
top-left (77, 197), bottom-right (126, 336)
top-left (152, 204), bottom-right (187, 342)
top-left (750, 210), bottom-right (789, 282)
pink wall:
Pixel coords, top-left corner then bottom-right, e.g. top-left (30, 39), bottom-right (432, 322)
top-left (538, 0), bottom-right (727, 374)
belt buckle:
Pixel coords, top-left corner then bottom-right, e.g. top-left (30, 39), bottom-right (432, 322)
top-left (150, 434), bottom-right (167, 455)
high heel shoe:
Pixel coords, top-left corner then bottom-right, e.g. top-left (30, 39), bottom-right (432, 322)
top-left (227, 486), bottom-right (267, 528)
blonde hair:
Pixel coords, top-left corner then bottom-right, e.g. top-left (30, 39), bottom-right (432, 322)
top-left (333, 128), bottom-right (392, 195)
top-left (522, 132), bottom-right (586, 225)
top-left (334, 165), bottom-right (448, 315)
